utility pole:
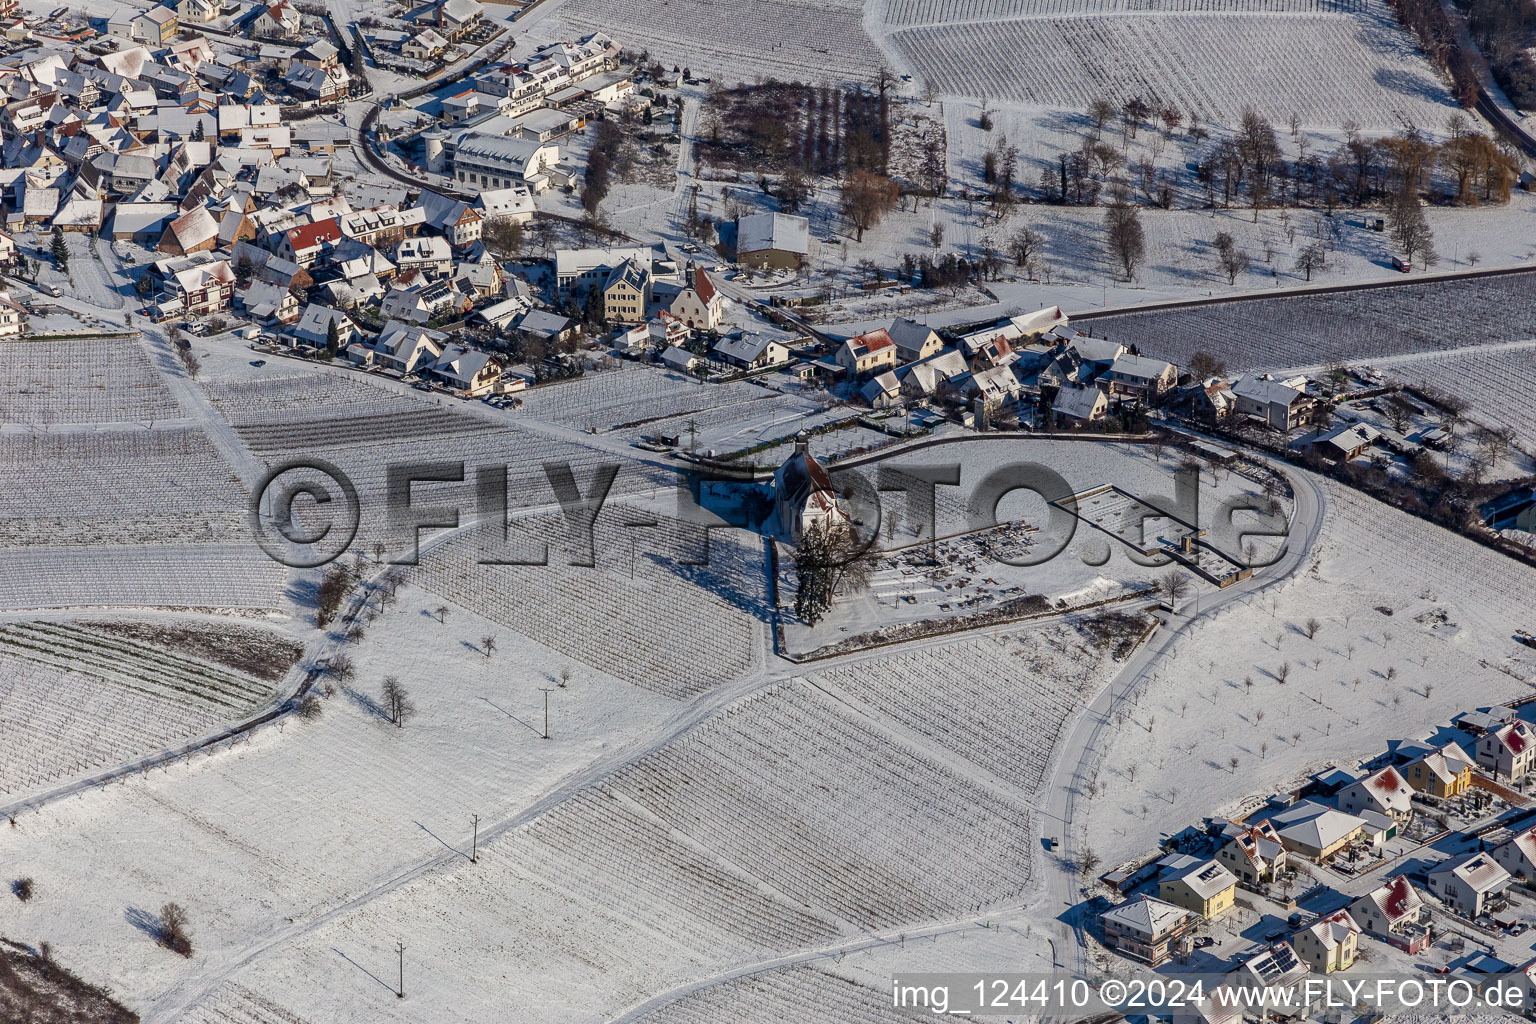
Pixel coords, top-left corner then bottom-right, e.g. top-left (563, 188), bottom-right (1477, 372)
top-left (396, 941), bottom-right (405, 999)
top-left (538, 687), bottom-right (553, 740)
top-left (471, 814), bottom-right (480, 863)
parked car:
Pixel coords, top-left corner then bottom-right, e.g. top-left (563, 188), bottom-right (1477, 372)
top-left (250, 359), bottom-right (266, 367)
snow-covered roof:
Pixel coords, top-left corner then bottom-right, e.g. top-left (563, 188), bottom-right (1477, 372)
top-left (736, 210), bottom-right (808, 256)
top-left (1162, 858), bottom-right (1237, 900)
top-left (1052, 384), bottom-right (1106, 420)
top-left (1356, 875), bottom-right (1422, 925)
top-left (1304, 910), bottom-right (1359, 950)
top-left (1431, 851), bottom-right (1512, 895)
top-left (1100, 894), bottom-right (1189, 937)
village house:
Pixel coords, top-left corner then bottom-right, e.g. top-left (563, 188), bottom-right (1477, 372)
top-left (1401, 741), bottom-right (1474, 798)
top-left (1052, 384), bottom-right (1109, 427)
top-left (712, 333), bottom-right (789, 371)
top-left (860, 370), bottom-right (902, 410)
top-left (1265, 800), bottom-right (1365, 862)
top-left (835, 328), bottom-right (898, 379)
top-left (1156, 856), bottom-right (1237, 920)
top-left (887, 317), bottom-right (944, 363)
top-left (415, 190), bottom-right (483, 248)
top-left (1232, 375), bottom-right (1314, 432)
top-left (1477, 721), bottom-right (1535, 781)
top-left (734, 210), bottom-right (809, 270)
top-left (132, 5), bottom-right (179, 46)
top-left (1098, 895), bottom-right (1193, 967)
top-left (515, 309), bottom-right (577, 350)
top-left (1292, 910), bottom-right (1359, 974)
top-left (157, 254), bottom-right (235, 317)
top-left (1491, 828), bottom-right (1536, 881)
top-left (602, 258), bottom-right (651, 324)
top-left (1230, 943), bottom-right (1310, 1011)
top-left (0, 290), bottom-right (26, 337)
top-left (291, 303), bottom-right (359, 349)
top-left (277, 219), bottom-right (341, 268)
top-left (394, 236), bottom-right (454, 279)
top-left (659, 345), bottom-right (699, 375)
top-left (1349, 876), bottom-right (1430, 953)
top-left (157, 205), bottom-right (221, 255)
top-left (474, 185), bottom-right (535, 225)
top-left (1427, 851), bottom-right (1511, 918)
top-left (1336, 766), bottom-right (1415, 822)
top-left (1215, 820), bottom-right (1288, 885)
top-left (363, 320), bottom-right (447, 373)
top-left (248, 0), bottom-right (302, 40)
top-left (429, 344), bottom-right (503, 394)
top-left (434, 0), bottom-right (484, 42)
top-left (1302, 422), bottom-right (1381, 462)
top-left (773, 436), bottom-right (849, 544)
top-left (1103, 353), bottom-right (1178, 400)
top-left (554, 246), bottom-right (654, 295)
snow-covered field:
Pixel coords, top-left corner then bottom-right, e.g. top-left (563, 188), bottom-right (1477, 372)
top-left (538, 0), bottom-right (881, 84)
top-left (0, 338), bottom-right (180, 425)
top-left (1079, 268), bottom-right (1536, 371)
top-left (0, 428), bottom-right (248, 548)
top-left (882, 3), bottom-right (1453, 130)
top-left (410, 509), bottom-right (763, 699)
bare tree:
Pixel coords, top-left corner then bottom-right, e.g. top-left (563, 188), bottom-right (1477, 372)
top-left (481, 635), bottom-right (497, 657)
top-left (1104, 187), bottom-right (1145, 281)
top-left (382, 675), bottom-right (415, 728)
top-left (1077, 847), bottom-right (1102, 877)
top-left (1303, 617), bottom-right (1321, 640)
top-left (1228, 756), bottom-right (1239, 773)
top-left (558, 666), bottom-right (573, 688)
top-left (1159, 569), bottom-right (1190, 612)
top-left (296, 694), bottom-right (323, 720)
top-left (1276, 662), bottom-right (1291, 684)
top-left (159, 902), bottom-right (193, 957)
top-left (434, 605), bottom-right (449, 624)
top-left (1213, 231), bottom-right (1250, 284)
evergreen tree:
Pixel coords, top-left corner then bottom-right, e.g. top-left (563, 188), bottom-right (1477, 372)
top-left (325, 315), bottom-right (339, 358)
top-left (50, 227), bottom-right (69, 274)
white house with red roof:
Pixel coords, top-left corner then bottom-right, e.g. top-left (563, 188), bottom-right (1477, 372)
top-left (1337, 765), bottom-right (1415, 821)
top-left (835, 327), bottom-right (898, 378)
top-left (669, 265), bottom-right (723, 331)
top-left (1477, 721), bottom-right (1536, 781)
top-left (277, 218), bottom-right (342, 268)
top-left (1349, 875), bottom-right (1429, 952)
top-left (1427, 851), bottom-right (1511, 918)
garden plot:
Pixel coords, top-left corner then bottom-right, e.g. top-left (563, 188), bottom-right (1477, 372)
top-left (542, 0), bottom-right (880, 85)
top-left (809, 625), bottom-right (1122, 797)
top-left (0, 544), bottom-right (290, 612)
top-left (884, 4), bottom-right (1453, 130)
top-left (608, 681), bottom-right (1036, 930)
top-left (633, 965), bottom-right (921, 1024)
top-left (0, 428), bottom-right (248, 547)
top-left (0, 338), bottom-right (179, 425)
top-left (409, 506), bottom-right (762, 698)
top-left (1082, 478), bottom-right (1536, 865)
top-left (1080, 269), bottom-right (1536, 372)
top-left (74, 617), bottom-right (304, 683)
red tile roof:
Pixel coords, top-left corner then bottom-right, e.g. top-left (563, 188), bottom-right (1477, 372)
top-left (285, 217), bottom-right (340, 252)
top-left (855, 327), bottom-right (894, 353)
top-left (692, 266), bottom-right (716, 305)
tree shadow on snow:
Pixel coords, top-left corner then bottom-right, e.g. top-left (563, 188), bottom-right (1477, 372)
top-left (343, 685), bottom-right (392, 724)
top-left (124, 907), bottom-right (164, 942)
